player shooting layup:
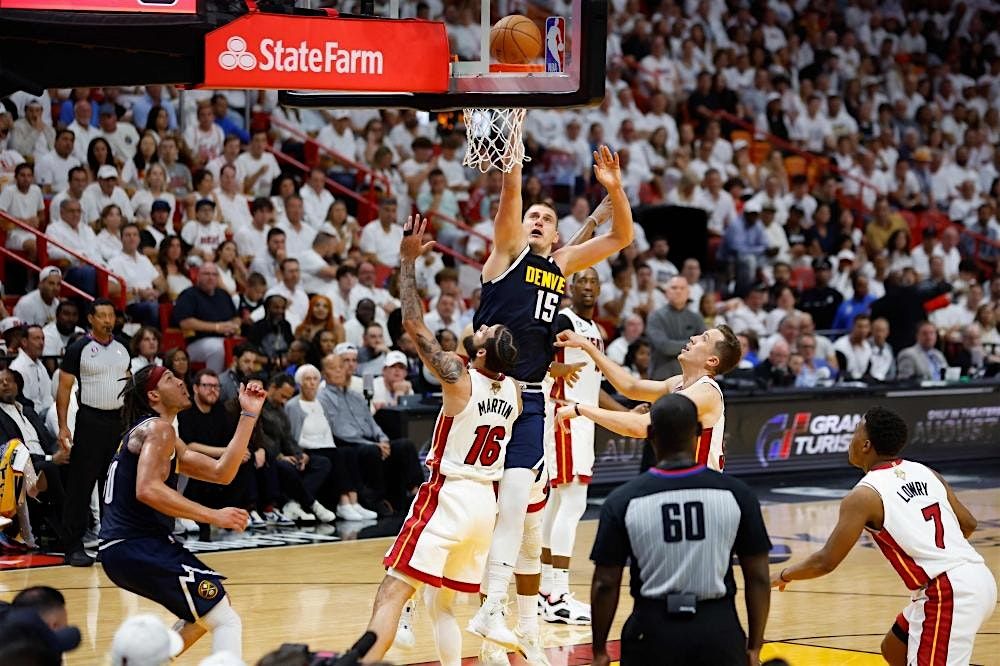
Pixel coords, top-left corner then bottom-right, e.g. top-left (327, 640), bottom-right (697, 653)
top-left (555, 325), bottom-right (741, 471)
top-left (363, 215), bottom-right (521, 665)
top-left (468, 146), bottom-right (634, 660)
top-left (774, 407), bottom-right (997, 666)
top-left (99, 366), bottom-right (265, 659)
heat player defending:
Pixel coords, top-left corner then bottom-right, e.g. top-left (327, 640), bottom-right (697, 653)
top-left (363, 216), bottom-right (521, 666)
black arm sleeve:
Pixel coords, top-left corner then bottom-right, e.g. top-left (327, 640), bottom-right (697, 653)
top-left (554, 313), bottom-right (575, 336)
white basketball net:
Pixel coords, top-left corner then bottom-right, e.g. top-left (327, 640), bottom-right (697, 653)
top-left (462, 107), bottom-right (529, 173)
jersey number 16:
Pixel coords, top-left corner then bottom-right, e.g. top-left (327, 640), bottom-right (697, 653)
top-left (464, 425), bottom-right (505, 466)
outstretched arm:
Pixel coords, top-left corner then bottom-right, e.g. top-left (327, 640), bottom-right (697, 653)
top-left (558, 402), bottom-right (651, 439)
top-left (482, 165), bottom-right (526, 282)
top-left (555, 146), bottom-right (634, 275)
top-left (772, 485), bottom-right (882, 588)
top-left (562, 195), bottom-right (614, 248)
top-left (400, 215), bottom-right (468, 392)
top-left (556, 330), bottom-right (671, 402)
top-left (134, 420), bottom-right (248, 530)
top-left (178, 382), bottom-right (265, 484)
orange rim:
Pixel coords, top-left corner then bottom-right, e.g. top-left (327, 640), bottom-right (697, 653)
top-left (489, 63), bottom-right (545, 72)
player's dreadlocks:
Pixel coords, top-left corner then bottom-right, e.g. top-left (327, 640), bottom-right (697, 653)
top-left (119, 365), bottom-right (161, 428)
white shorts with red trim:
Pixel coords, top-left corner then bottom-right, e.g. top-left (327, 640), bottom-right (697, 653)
top-left (527, 462), bottom-right (549, 514)
top-left (543, 395), bottom-right (595, 487)
top-left (893, 561), bottom-right (996, 666)
top-left (383, 474), bottom-right (497, 593)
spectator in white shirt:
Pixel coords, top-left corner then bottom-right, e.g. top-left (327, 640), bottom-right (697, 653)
top-left (724, 284), bottom-right (769, 337)
top-left (606, 314), bottom-right (644, 365)
top-left (278, 194), bottom-right (317, 257)
top-left (205, 134), bottom-right (244, 184)
top-left (97, 103), bottom-right (139, 165)
top-left (95, 203), bottom-right (124, 263)
top-left (108, 222), bottom-right (164, 327)
top-left (370, 351), bottom-right (414, 413)
top-left (639, 36), bottom-right (680, 97)
top-left (359, 198), bottom-right (404, 268)
top-left (68, 100), bottom-right (100, 164)
top-left (791, 94), bottom-right (834, 153)
top-left (558, 197), bottom-right (591, 246)
top-left (350, 261), bottom-right (399, 323)
top-left (867, 317), bottom-right (896, 381)
top-left (181, 198), bottom-right (227, 261)
top-left (249, 227), bottom-right (285, 287)
top-left (268, 258), bottom-right (310, 330)
top-left (10, 324), bottom-right (52, 414)
top-left (423, 293), bottom-right (464, 341)
top-left (833, 314), bottom-right (874, 380)
top-left (42, 301), bottom-right (84, 358)
top-left (183, 101), bottom-right (225, 166)
top-left (298, 232), bottom-right (340, 296)
top-left (13, 266), bottom-right (62, 326)
top-left (236, 130), bottom-right (281, 198)
top-left (46, 198), bottom-right (103, 294)
top-left (48, 166), bottom-right (89, 227)
top-left (316, 112), bottom-right (358, 189)
top-left (701, 168), bottom-right (737, 235)
top-left (234, 197), bottom-right (274, 263)
top-left (417, 170), bottom-right (462, 250)
top-left (82, 165), bottom-right (134, 224)
top-left (645, 236), bottom-right (679, 286)
top-left (130, 163), bottom-right (177, 224)
top-left (214, 163), bottom-right (252, 231)
top-left (34, 129), bottom-right (81, 194)
top-left (300, 167), bottom-right (334, 228)
top-left (0, 162), bottom-right (45, 260)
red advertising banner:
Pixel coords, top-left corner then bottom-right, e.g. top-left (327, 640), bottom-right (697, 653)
top-left (0, 0), bottom-right (198, 13)
top-left (202, 13), bottom-right (450, 93)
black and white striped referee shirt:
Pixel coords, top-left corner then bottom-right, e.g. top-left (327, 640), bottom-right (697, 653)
top-left (591, 463), bottom-right (771, 602)
top-left (60, 335), bottom-right (130, 411)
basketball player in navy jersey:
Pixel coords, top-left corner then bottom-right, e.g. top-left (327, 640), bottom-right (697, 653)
top-left (99, 365), bottom-right (265, 659)
top-left (470, 145), bottom-right (634, 660)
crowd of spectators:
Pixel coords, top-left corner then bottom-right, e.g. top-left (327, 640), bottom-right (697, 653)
top-left (1, 0), bottom-right (1000, 553)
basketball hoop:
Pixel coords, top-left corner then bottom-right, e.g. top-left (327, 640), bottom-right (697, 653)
top-left (462, 107), bottom-right (528, 174)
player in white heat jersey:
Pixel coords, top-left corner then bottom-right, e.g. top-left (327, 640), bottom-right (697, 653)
top-left (540, 268), bottom-right (631, 625)
top-left (555, 323), bottom-right (742, 471)
top-left (363, 216), bottom-right (521, 665)
top-left (774, 407), bottom-right (997, 666)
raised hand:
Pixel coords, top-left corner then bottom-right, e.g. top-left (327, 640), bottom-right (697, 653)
top-left (590, 194), bottom-right (614, 226)
top-left (401, 214), bottom-right (436, 262)
top-left (592, 145), bottom-right (622, 191)
top-left (549, 361), bottom-right (586, 388)
top-left (770, 570), bottom-right (789, 591)
top-left (554, 330), bottom-right (590, 350)
top-left (238, 381), bottom-right (266, 415)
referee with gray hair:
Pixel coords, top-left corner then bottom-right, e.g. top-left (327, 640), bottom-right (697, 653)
top-left (57, 298), bottom-right (130, 567)
top-left (590, 394), bottom-right (771, 666)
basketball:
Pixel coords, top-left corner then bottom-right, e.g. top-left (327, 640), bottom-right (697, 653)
top-left (490, 14), bottom-right (543, 64)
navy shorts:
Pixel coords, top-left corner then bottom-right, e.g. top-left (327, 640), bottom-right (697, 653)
top-left (100, 535), bottom-right (227, 623)
top-left (505, 391), bottom-right (545, 470)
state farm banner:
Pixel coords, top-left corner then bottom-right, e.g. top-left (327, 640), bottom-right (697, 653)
top-left (588, 385), bottom-right (1000, 483)
top-left (202, 13), bottom-right (450, 92)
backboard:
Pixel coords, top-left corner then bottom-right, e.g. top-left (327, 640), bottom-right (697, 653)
top-left (279, 0), bottom-right (607, 111)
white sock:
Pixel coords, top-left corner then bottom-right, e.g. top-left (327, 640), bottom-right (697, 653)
top-left (540, 563), bottom-right (553, 597)
top-left (516, 594), bottom-right (538, 637)
top-left (486, 560), bottom-right (514, 600)
top-left (552, 568), bottom-right (570, 599)
top-left (202, 598), bottom-right (242, 657)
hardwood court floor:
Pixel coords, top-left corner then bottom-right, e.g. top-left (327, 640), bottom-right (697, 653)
top-left (1, 488), bottom-right (997, 665)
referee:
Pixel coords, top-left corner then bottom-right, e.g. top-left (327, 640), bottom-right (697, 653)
top-left (56, 298), bottom-right (130, 566)
top-left (590, 394), bottom-right (771, 666)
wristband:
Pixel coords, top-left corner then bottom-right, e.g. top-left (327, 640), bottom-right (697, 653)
top-left (779, 568), bottom-right (791, 583)
top-left (240, 410), bottom-right (259, 419)
top-left (45, 454), bottom-right (53, 462)
top-left (574, 403), bottom-right (581, 417)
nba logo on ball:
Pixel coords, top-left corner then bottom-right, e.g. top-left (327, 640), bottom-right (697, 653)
top-left (545, 17), bottom-right (565, 73)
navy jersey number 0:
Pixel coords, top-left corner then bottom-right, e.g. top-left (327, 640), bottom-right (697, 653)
top-left (475, 246), bottom-right (566, 383)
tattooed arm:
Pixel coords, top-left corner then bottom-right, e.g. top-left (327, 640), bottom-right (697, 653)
top-left (399, 215), bottom-right (469, 392)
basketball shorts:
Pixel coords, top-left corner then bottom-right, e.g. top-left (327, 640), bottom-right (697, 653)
top-left (100, 535), bottom-right (227, 623)
top-left (543, 394), bottom-right (595, 487)
top-left (504, 391), bottom-right (544, 470)
top-left (892, 561), bottom-right (996, 666)
top-left (383, 474), bottom-right (497, 593)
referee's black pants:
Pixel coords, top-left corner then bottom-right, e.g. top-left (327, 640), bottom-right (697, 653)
top-left (621, 598), bottom-right (747, 665)
top-left (61, 405), bottom-right (122, 553)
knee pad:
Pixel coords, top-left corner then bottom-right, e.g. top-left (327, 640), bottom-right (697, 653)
top-left (514, 510), bottom-right (543, 575)
top-left (200, 597), bottom-right (242, 632)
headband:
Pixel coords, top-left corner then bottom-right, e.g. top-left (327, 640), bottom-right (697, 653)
top-left (144, 365), bottom-right (168, 393)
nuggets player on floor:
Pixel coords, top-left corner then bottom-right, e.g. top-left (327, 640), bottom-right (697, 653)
top-left (539, 267), bottom-right (631, 626)
top-left (555, 324), bottom-right (741, 471)
top-left (363, 215), bottom-right (521, 665)
top-left (469, 146), bottom-right (633, 660)
top-left (773, 407), bottom-right (997, 666)
top-left (99, 366), bottom-right (265, 659)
